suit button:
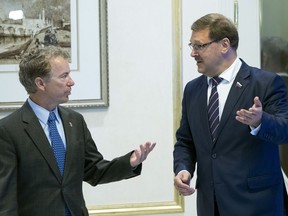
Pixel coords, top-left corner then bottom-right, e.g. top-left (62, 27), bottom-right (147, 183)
top-left (212, 153), bottom-right (217, 159)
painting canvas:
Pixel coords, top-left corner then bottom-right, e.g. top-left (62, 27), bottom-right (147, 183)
top-left (0, 0), bottom-right (73, 68)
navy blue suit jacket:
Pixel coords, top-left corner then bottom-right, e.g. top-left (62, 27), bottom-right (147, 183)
top-left (174, 60), bottom-right (288, 216)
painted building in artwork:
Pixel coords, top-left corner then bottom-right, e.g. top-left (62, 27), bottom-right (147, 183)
top-left (0, 8), bottom-right (51, 58)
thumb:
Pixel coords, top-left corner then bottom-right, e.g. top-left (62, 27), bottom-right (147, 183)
top-left (254, 96), bottom-right (262, 108)
top-left (179, 172), bottom-right (191, 184)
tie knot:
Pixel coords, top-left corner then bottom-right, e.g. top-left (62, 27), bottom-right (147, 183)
top-left (211, 76), bottom-right (222, 87)
top-left (48, 112), bottom-right (57, 122)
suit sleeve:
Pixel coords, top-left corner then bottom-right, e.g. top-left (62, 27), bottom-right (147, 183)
top-left (80, 117), bottom-right (141, 186)
top-left (257, 74), bottom-right (288, 144)
top-left (173, 84), bottom-right (197, 176)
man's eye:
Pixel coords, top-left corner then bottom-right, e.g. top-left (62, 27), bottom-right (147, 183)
top-left (60, 74), bottom-right (68, 79)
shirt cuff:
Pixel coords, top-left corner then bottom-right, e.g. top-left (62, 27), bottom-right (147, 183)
top-left (250, 123), bottom-right (261, 135)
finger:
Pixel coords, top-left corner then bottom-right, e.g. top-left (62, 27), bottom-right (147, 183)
top-left (140, 145), bottom-right (148, 161)
top-left (174, 177), bottom-right (189, 189)
top-left (174, 178), bottom-right (195, 196)
top-left (140, 144), bottom-right (146, 152)
top-left (235, 116), bottom-right (249, 125)
top-left (143, 142), bottom-right (156, 154)
top-left (134, 149), bottom-right (141, 161)
top-left (146, 142), bottom-right (156, 154)
top-left (179, 187), bottom-right (195, 196)
top-left (254, 96), bottom-right (262, 108)
top-left (141, 150), bottom-right (148, 161)
top-left (237, 110), bottom-right (252, 119)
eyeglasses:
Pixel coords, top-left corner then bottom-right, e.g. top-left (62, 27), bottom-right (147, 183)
top-left (188, 39), bottom-right (219, 51)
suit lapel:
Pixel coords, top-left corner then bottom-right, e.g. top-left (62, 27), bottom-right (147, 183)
top-left (201, 79), bottom-right (212, 139)
top-left (22, 102), bottom-right (63, 182)
top-left (195, 76), bottom-right (213, 143)
top-left (58, 107), bottom-right (74, 180)
top-left (216, 62), bottom-right (251, 141)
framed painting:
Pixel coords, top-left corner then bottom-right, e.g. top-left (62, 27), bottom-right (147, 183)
top-left (0, 0), bottom-right (108, 110)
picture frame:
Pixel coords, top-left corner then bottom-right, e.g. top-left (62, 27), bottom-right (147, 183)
top-left (0, 0), bottom-right (109, 110)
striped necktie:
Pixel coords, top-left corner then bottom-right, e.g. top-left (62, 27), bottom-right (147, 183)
top-left (208, 77), bottom-right (222, 142)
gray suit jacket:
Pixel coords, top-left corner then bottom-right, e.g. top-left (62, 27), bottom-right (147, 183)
top-left (0, 101), bottom-right (141, 216)
top-left (174, 60), bottom-right (288, 216)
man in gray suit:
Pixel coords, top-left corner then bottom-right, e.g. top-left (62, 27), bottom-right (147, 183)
top-left (0, 46), bottom-right (156, 216)
top-left (173, 13), bottom-right (288, 215)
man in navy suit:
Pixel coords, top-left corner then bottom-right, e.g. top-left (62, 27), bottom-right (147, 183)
top-left (0, 46), bottom-right (156, 216)
top-left (173, 13), bottom-right (288, 216)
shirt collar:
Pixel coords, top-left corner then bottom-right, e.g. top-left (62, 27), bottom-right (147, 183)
top-left (27, 98), bottom-right (60, 124)
top-left (207, 57), bottom-right (242, 85)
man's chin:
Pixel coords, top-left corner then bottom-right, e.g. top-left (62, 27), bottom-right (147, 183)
top-left (59, 98), bottom-right (69, 105)
top-left (197, 68), bottom-right (204, 74)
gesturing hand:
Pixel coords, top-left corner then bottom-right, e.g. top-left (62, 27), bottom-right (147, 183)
top-left (236, 96), bottom-right (263, 127)
top-left (130, 142), bottom-right (156, 168)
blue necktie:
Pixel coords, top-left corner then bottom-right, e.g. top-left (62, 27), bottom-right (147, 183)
top-left (48, 112), bottom-right (71, 216)
top-left (208, 77), bottom-right (222, 142)
top-left (48, 112), bottom-right (66, 176)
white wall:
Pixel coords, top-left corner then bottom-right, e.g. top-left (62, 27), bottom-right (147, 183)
top-left (0, 0), bottom-right (262, 216)
top-left (82, 0), bottom-right (175, 207)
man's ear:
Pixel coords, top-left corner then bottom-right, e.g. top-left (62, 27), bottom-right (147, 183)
top-left (221, 38), bottom-right (231, 53)
top-left (222, 38), bottom-right (230, 47)
top-left (35, 77), bottom-right (45, 91)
